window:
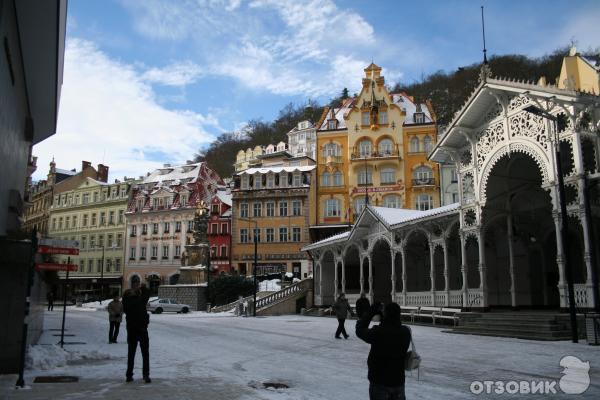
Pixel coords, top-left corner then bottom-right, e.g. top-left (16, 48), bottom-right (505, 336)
top-left (241, 176), bottom-right (249, 190)
top-left (81, 236), bottom-right (87, 250)
top-left (423, 136), bottom-right (433, 153)
top-left (333, 171), bottom-right (343, 186)
top-left (72, 215), bottom-right (77, 228)
top-left (253, 228), bottom-right (261, 243)
top-left (52, 218), bottom-right (57, 230)
top-left (381, 168), bottom-right (396, 184)
top-left (100, 212), bottom-right (106, 225)
top-left (266, 202), bottom-right (275, 217)
top-left (212, 204), bottom-right (219, 214)
top-left (118, 210), bottom-right (124, 224)
top-left (151, 245), bottom-right (158, 259)
top-left (79, 260), bottom-right (85, 273)
top-left (220, 246), bottom-right (227, 258)
top-left (379, 139), bottom-right (394, 155)
top-left (361, 111), bottom-right (370, 125)
top-left (384, 195), bottom-right (400, 208)
top-left (267, 175), bottom-right (274, 188)
top-left (140, 247), bottom-right (146, 259)
top-left (358, 168), bottom-right (373, 185)
top-left (97, 259), bottom-right (102, 273)
top-left (162, 246), bottom-right (169, 259)
top-left (117, 233), bottom-right (123, 247)
top-left (279, 201), bottom-right (288, 217)
top-left (322, 172), bottom-right (330, 186)
top-left (109, 210), bottom-right (115, 224)
top-left (452, 192), bottom-right (459, 203)
top-left (324, 143), bottom-right (340, 157)
top-left (416, 194), bottom-right (433, 211)
top-left (292, 200), bottom-right (301, 216)
top-left (451, 168), bottom-right (458, 183)
top-left (211, 223), bottom-right (218, 234)
top-left (106, 259), bottom-right (112, 273)
top-left (325, 199), bottom-right (340, 217)
top-left (180, 195), bottom-right (187, 207)
top-left (414, 112), bottom-right (425, 124)
top-left (87, 260), bottom-right (93, 273)
top-left (115, 258), bottom-right (121, 272)
top-left (293, 174), bottom-right (301, 187)
top-left (410, 136), bottom-right (420, 153)
top-left (98, 235), bottom-right (104, 248)
top-left (142, 224), bottom-right (147, 235)
top-left (82, 193), bottom-right (89, 204)
top-left (292, 227), bottom-right (301, 242)
top-left (65, 216), bottom-right (70, 229)
top-left (221, 223), bottom-right (228, 234)
top-left (413, 166), bottom-right (433, 185)
top-left (187, 220), bottom-right (193, 232)
top-left (279, 173), bottom-right (287, 188)
top-left (121, 187), bottom-right (127, 197)
top-left (175, 245), bottom-right (181, 258)
top-left (378, 110), bottom-right (388, 124)
top-left (240, 203), bottom-right (248, 218)
top-left (130, 247), bottom-right (136, 260)
top-left (211, 246), bottom-right (217, 258)
top-left (107, 234), bottom-right (113, 247)
top-left (58, 217), bottom-right (63, 230)
top-left (83, 214), bottom-right (88, 227)
top-left (254, 174), bottom-right (262, 189)
top-left (279, 227), bottom-right (288, 242)
top-left (175, 221), bottom-right (181, 232)
top-left (266, 228), bottom-right (274, 242)
top-left (91, 213), bottom-right (97, 226)
top-left (359, 140), bottom-right (372, 157)
top-left (153, 223), bottom-right (159, 234)
top-left (164, 222), bottom-right (170, 233)
top-left (253, 202), bottom-right (262, 217)
top-left (328, 119), bottom-right (337, 130)
top-left (240, 229), bottom-right (248, 243)
top-left (355, 197), bottom-right (367, 214)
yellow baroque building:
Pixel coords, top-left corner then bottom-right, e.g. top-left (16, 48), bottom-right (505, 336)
top-left (313, 63), bottom-right (439, 240)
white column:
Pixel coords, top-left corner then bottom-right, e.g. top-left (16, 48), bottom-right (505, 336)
top-left (429, 241), bottom-right (436, 305)
top-left (443, 239), bottom-right (450, 306)
top-left (579, 210), bottom-right (594, 286)
top-left (390, 250), bottom-right (396, 302)
top-left (460, 232), bottom-right (468, 307)
top-left (341, 257), bottom-right (346, 295)
top-left (507, 215), bottom-right (517, 308)
top-left (359, 256), bottom-right (364, 295)
top-left (401, 247), bottom-right (407, 306)
top-left (553, 212), bottom-right (567, 308)
top-left (368, 255), bottom-right (373, 302)
top-left (477, 229), bottom-right (488, 307)
top-left (334, 257), bottom-right (339, 300)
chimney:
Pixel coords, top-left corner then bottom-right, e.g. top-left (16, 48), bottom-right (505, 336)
top-left (82, 160), bottom-right (92, 170)
top-left (97, 163), bottom-right (109, 183)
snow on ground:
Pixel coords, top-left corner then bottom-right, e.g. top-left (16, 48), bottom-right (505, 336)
top-left (259, 279), bottom-right (281, 292)
top-left (2, 308), bottom-right (600, 399)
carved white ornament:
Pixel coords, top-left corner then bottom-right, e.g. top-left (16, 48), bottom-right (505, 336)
top-left (509, 112), bottom-right (548, 151)
top-left (476, 122), bottom-right (506, 168)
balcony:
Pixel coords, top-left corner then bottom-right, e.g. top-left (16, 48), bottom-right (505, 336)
top-left (320, 155), bottom-right (343, 165)
top-left (351, 150), bottom-right (400, 161)
top-left (412, 178), bottom-right (436, 186)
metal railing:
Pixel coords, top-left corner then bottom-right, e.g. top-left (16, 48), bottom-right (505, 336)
top-left (412, 178), bottom-right (435, 186)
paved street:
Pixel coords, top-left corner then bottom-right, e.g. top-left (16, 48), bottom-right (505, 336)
top-left (2, 308), bottom-right (600, 399)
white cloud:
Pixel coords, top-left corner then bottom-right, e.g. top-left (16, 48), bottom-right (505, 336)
top-left (142, 61), bottom-right (203, 86)
top-left (33, 38), bottom-right (217, 181)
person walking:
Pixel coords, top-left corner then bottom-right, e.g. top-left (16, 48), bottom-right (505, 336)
top-left (122, 282), bottom-right (151, 383)
top-left (107, 296), bottom-right (123, 343)
top-left (355, 292), bottom-right (371, 319)
top-left (356, 302), bottom-right (411, 400)
top-left (333, 293), bottom-right (353, 339)
top-left (46, 291), bottom-right (54, 311)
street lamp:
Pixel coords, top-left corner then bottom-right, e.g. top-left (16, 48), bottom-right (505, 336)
top-left (524, 104), bottom-right (578, 342)
top-left (238, 216), bottom-right (258, 316)
top-left (97, 242), bottom-right (117, 305)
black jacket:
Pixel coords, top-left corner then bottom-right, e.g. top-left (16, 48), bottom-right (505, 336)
top-left (355, 297), bottom-right (371, 319)
top-left (122, 286), bottom-right (150, 329)
top-left (356, 313), bottom-right (411, 387)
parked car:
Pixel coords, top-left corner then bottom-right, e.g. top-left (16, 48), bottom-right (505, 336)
top-left (147, 298), bottom-right (191, 314)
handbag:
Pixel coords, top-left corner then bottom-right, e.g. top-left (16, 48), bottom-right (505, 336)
top-left (405, 327), bottom-right (421, 375)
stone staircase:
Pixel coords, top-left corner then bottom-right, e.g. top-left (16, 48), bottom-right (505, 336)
top-left (451, 312), bottom-right (586, 341)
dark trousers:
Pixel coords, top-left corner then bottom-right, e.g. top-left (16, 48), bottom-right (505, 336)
top-left (369, 383), bottom-right (406, 400)
top-left (126, 327), bottom-right (149, 378)
top-left (47, 301), bottom-right (53, 311)
top-left (335, 318), bottom-right (348, 338)
top-left (109, 321), bottom-right (120, 342)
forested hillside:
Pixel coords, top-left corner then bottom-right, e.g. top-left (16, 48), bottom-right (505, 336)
top-left (196, 46), bottom-right (597, 179)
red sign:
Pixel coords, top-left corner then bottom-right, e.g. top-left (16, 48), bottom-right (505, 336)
top-left (351, 185), bottom-right (403, 195)
top-left (38, 246), bottom-right (79, 255)
top-left (35, 263), bottom-right (79, 272)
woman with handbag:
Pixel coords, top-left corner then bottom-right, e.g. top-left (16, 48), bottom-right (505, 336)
top-left (356, 302), bottom-right (412, 400)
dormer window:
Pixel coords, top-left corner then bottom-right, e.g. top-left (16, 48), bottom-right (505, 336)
top-left (180, 195), bottom-right (187, 206)
top-left (414, 112), bottom-right (425, 124)
top-left (378, 110), bottom-right (388, 124)
top-left (328, 119), bottom-right (337, 130)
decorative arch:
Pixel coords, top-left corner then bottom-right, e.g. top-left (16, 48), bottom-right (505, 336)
top-left (367, 235), bottom-right (392, 254)
top-left (403, 226), bottom-right (431, 245)
top-left (479, 142), bottom-right (551, 205)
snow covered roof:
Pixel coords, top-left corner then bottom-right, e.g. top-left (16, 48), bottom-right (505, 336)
top-left (302, 230), bottom-right (351, 251)
top-left (216, 191), bottom-right (232, 206)
top-left (582, 55), bottom-right (600, 71)
top-left (370, 203), bottom-right (460, 228)
top-left (318, 98), bottom-right (355, 131)
top-left (55, 168), bottom-right (76, 176)
top-left (143, 162), bottom-right (203, 184)
top-left (390, 93), bottom-right (434, 125)
top-left (236, 166), bottom-right (315, 175)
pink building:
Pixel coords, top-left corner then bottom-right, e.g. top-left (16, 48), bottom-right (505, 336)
top-left (124, 162), bottom-right (223, 292)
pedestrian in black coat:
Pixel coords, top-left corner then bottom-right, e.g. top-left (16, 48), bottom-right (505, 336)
top-left (332, 293), bottom-right (353, 339)
top-left (356, 302), bottom-right (411, 400)
top-left (46, 291), bottom-right (54, 311)
top-left (355, 293), bottom-right (371, 319)
top-left (122, 282), bottom-right (151, 383)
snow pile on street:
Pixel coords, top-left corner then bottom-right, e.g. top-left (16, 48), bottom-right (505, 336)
top-left (259, 279), bottom-right (281, 291)
top-left (26, 345), bottom-right (113, 370)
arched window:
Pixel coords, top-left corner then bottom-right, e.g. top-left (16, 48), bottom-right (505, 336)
top-left (413, 166), bottom-right (433, 185)
top-left (380, 168), bottom-right (396, 184)
top-left (383, 195), bottom-right (400, 208)
top-left (415, 194), bottom-right (433, 211)
top-left (423, 136), bottom-right (433, 153)
top-left (358, 140), bottom-right (372, 157)
top-left (322, 172), bottom-right (330, 186)
top-left (378, 139), bottom-right (394, 155)
top-left (410, 137), bottom-right (420, 153)
top-left (324, 143), bottom-right (341, 157)
top-left (333, 171), bottom-right (343, 186)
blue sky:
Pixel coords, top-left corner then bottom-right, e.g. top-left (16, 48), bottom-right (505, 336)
top-left (33, 0), bottom-right (600, 181)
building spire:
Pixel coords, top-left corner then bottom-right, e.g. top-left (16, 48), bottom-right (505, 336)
top-left (478, 6), bottom-right (492, 83)
top-left (481, 6), bottom-right (487, 65)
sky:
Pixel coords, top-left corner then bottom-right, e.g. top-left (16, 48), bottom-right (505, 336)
top-left (32, 0), bottom-right (600, 182)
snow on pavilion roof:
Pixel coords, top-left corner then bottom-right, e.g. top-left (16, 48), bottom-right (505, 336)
top-left (302, 230), bottom-right (351, 251)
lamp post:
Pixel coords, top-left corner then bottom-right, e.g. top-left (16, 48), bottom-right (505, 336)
top-left (238, 217), bottom-right (258, 316)
top-left (524, 105), bottom-right (578, 342)
top-left (98, 242), bottom-right (117, 305)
